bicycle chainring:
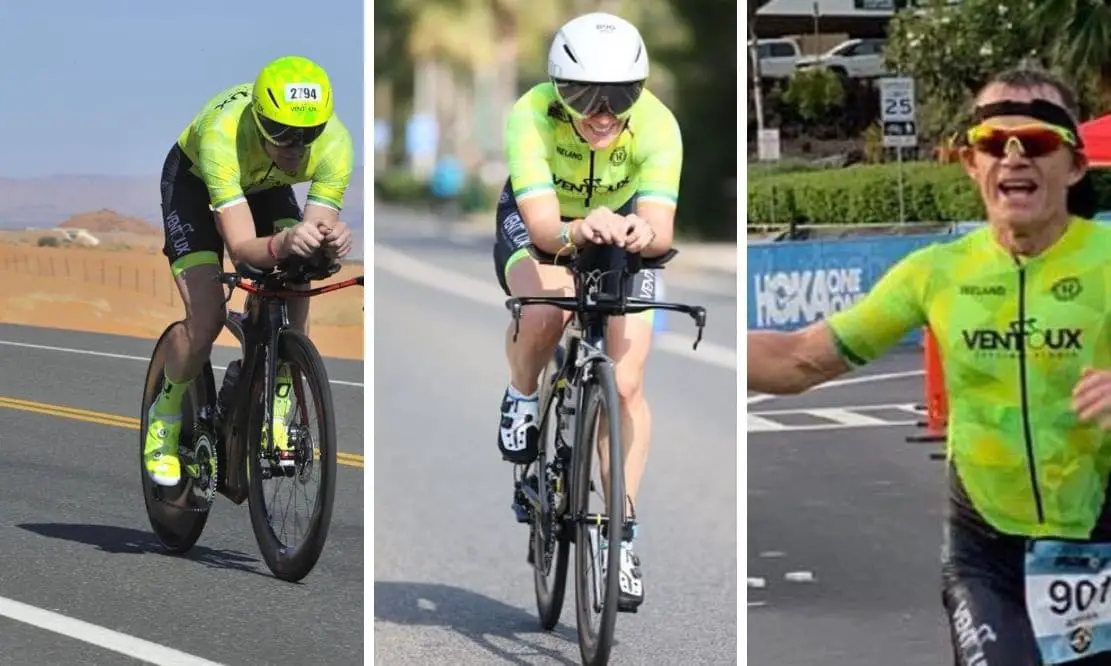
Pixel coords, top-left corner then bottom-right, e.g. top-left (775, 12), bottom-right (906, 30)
top-left (153, 428), bottom-right (218, 512)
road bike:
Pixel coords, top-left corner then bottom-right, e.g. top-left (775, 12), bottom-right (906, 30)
top-left (506, 244), bottom-right (707, 665)
top-left (139, 254), bottom-right (363, 582)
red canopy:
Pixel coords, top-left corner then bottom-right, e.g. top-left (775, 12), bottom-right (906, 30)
top-left (1080, 114), bottom-right (1111, 167)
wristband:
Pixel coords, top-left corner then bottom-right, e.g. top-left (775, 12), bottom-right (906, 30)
top-left (559, 223), bottom-right (572, 246)
top-left (268, 233), bottom-right (280, 261)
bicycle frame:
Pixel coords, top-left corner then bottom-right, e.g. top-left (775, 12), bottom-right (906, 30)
top-left (506, 246), bottom-right (706, 527)
top-left (213, 258), bottom-right (363, 504)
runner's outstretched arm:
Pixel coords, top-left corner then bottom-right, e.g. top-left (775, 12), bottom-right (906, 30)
top-left (748, 322), bottom-right (851, 395)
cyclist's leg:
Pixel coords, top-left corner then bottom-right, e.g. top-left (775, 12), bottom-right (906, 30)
top-left (492, 179), bottom-right (571, 464)
top-left (147, 144), bottom-right (229, 486)
top-left (941, 512), bottom-right (1041, 665)
top-left (245, 185), bottom-right (304, 458)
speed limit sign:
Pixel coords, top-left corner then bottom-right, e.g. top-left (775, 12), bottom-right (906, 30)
top-left (880, 77), bottom-right (916, 122)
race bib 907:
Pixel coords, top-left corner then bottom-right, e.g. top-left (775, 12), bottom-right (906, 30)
top-left (1025, 541), bottom-right (1111, 664)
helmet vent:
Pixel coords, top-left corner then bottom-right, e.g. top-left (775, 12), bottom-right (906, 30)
top-left (267, 89), bottom-right (281, 109)
top-left (562, 44), bottom-right (579, 64)
top-left (635, 44), bottom-right (642, 62)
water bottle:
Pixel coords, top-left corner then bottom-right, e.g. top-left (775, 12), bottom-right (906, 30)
top-left (215, 360), bottom-right (241, 425)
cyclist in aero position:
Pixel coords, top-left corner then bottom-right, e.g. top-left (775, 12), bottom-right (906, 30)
top-left (749, 65), bottom-right (1111, 665)
top-left (494, 11), bottom-right (683, 612)
top-left (145, 55), bottom-right (354, 488)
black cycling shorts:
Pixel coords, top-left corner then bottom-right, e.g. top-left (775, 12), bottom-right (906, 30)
top-left (491, 179), bottom-right (661, 308)
top-left (942, 476), bottom-right (1111, 665)
top-left (159, 143), bottom-right (303, 273)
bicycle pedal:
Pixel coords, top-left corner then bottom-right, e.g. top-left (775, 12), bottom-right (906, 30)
top-left (512, 502), bottom-right (530, 524)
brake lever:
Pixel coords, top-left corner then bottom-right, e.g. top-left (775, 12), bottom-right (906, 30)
top-left (691, 306), bottom-right (707, 351)
top-left (507, 299), bottom-right (523, 343)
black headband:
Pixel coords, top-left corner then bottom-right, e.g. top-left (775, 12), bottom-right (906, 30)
top-left (970, 99), bottom-right (1082, 146)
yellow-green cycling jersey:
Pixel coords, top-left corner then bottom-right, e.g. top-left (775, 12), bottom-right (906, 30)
top-left (503, 82), bottom-right (683, 219)
top-left (827, 217), bottom-right (1111, 540)
top-left (176, 83), bottom-right (354, 212)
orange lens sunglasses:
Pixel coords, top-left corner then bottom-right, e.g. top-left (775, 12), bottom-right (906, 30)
top-left (966, 123), bottom-right (1078, 158)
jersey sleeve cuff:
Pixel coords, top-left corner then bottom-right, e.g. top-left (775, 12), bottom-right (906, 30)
top-left (828, 323), bottom-right (868, 367)
top-left (635, 190), bottom-right (678, 207)
top-left (212, 195), bottom-right (247, 211)
top-left (306, 195), bottom-right (342, 212)
top-left (513, 183), bottom-right (555, 201)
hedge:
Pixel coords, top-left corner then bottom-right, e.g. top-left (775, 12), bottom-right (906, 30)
top-left (748, 162), bottom-right (1111, 226)
top-left (375, 170), bottom-right (499, 214)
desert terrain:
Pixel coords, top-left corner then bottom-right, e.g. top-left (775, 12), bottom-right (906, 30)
top-left (0, 210), bottom-right (364, 361)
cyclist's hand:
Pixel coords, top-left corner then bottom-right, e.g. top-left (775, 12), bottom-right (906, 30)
top-left (574, 207), bottom-right (620, 246)
top-left (281, 221), bottom-right (325, 258)
top-left (1073, 367), bottom-right (1111, 428)
top-left (623, 214), bottom-right (656, 254)
top-left (320, 220), bottom-right (352, 259)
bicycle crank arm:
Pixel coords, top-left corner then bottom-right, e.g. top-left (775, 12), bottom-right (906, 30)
top-left (519, 479), bottom-right (543, 509)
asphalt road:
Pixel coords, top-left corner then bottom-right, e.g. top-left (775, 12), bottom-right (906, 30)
top-left (0, 323), bottom-right (364, 665)
top-left (747, 349), bottom-right (952, 666)
top-left (372, 209), bottom-right (739, 665)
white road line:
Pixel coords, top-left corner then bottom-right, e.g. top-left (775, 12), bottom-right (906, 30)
top-left (747, 413), bottom-right (786, 432)
top-left (752, 401), bottom-right (920, 415)
top-left (746, 369), bottom-right (924, 405)
top-left (750, 419), bottom-right (918, 433)
top-left (748, 402), bottom-right (923, 432)
top-left (0, 594), bottom-right (225, 665)
top-left (374, 244), bottom-right (737, 371)
top-left (806, 408), bottom-right (893, 427)
top-left (0, 339), bottom-right (363, 388)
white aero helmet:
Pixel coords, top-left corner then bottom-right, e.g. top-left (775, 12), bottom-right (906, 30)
top-left (547, 12), bottom-right (649, 118)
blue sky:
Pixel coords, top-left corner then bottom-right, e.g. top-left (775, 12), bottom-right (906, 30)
top-left (0, 1), bottom-right (364, 177)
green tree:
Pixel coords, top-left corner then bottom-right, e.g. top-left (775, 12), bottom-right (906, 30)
top-left (782, 68), bottom-right (845, 125)
top-left (660, 0), bottom-right (737, 240)
top-left (883, 0), bottom-right (1042, 141)
top-left (1030, 0), bottom-right (1111, 111)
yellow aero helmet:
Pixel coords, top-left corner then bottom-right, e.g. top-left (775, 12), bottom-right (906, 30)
top-left (251, 55), bottom-right (334, 146)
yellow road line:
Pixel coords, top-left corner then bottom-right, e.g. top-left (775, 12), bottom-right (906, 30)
top-left (0, 396), bottom-right (365, 469)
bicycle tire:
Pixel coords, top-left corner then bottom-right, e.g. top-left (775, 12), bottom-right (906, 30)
top-left (139, 321), bottom-right (215, 554)
top-left (534, 343), bottom-right (571, 630)
top-left (245, 330), bottom-right (338, 582)
top-left (573, 359), bottom-right (624, 666)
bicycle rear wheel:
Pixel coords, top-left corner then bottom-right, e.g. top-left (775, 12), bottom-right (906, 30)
top-left (139, 321), bottom-right (216, 554)
top-left (572, 360), bottom-right (624, 666)
top-left (245, 330), bottom-right (337, 582)
top-left (533, 344), bottom-right (571, 630)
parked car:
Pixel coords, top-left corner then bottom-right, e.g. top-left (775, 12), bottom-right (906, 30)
top-left (748, 37), bottom-right (802, 81)
top-left (795, 38), bottom-right (889, 79)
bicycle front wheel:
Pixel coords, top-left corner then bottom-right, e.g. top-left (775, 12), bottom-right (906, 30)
top-left (572, 359), bottom-right (624, 666)
top-left (245, 330), bottom-right (338, 582)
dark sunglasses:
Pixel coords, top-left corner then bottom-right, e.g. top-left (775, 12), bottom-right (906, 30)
top-left (258, 115), bottom-right (327, 147)
top-left (553, 79), bottom-right (644, 119)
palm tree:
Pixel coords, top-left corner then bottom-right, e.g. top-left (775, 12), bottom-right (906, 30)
top-left (1030, 0), bottom-right (1111, 108)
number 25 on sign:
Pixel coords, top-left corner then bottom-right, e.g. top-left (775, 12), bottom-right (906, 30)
top-left (879, 77), bottom-right (915, 122)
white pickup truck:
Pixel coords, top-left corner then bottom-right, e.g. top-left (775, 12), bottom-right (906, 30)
top-left (795, 38), bottom-right (889, 79)
top-left (748, 37), bottom-right (803, 81)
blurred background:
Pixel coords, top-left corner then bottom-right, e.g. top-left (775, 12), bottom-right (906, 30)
top-left (372, 3), bottom-right (739, 664)
top-left (373, 0), bottom-right (738, 241)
